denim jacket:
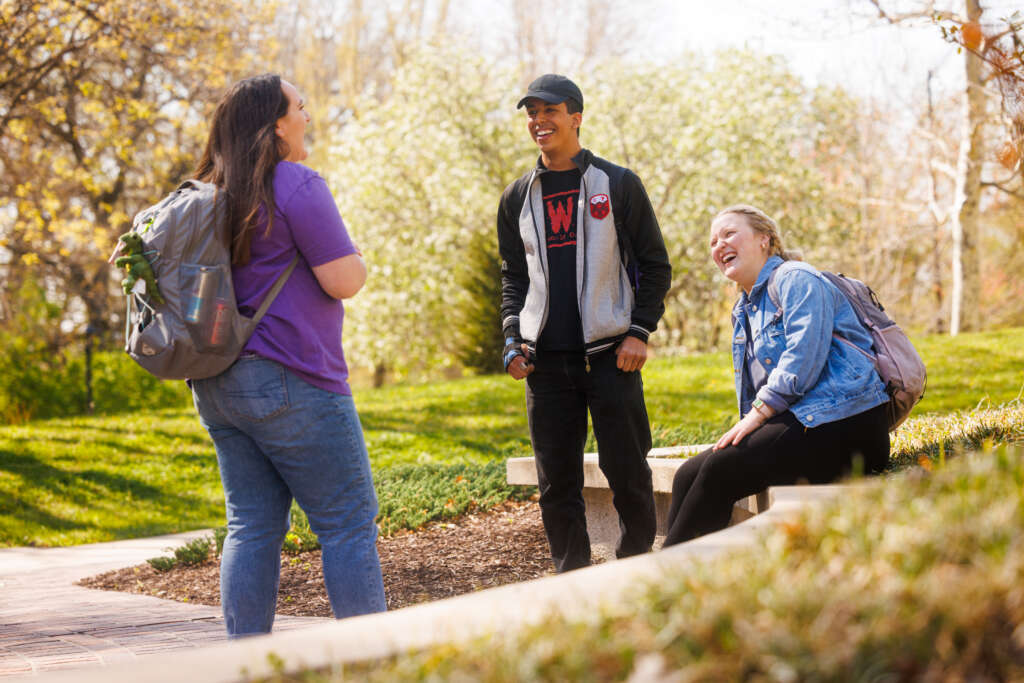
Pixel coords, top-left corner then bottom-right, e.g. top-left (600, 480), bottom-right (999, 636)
top-left (731, 256), bottom-right (888, 428)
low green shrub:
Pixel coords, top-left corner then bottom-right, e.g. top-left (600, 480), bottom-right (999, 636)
top-left (0, 344), bottom-right (192, 424)
top-left (890, 398), bottom-right (1024, 470)
top-left (325, 445), bottom-right (1024, 682)
top-left (145, 535), bottom-right (213, 572)
top-left (173, 536), bottom-right (212, 566)
top-left (159, 461), bottom-right (530, 559)
top-left (282, 504), bottom-right (320, 555)
top-left (0, 275), bottom-right (190, 423)
top-left (72, 351), bottom-right (192, 414)
top-left (375, 460), bottom-right (534, 536)
top-left (146, 556), bottom-right (177, 573)
top-left (0, 279), bottom-right (75, 423)
top-left (212, 526), bottom-right (228, 556)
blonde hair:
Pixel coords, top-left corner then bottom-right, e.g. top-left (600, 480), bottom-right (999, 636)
top-left (713, 204), bottom-right (802, 261)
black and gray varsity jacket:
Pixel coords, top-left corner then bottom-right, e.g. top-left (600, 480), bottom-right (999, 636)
top-left (497, 148), bottom-right (671, 356)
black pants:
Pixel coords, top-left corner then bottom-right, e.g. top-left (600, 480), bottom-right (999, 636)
top-left (663, 403), bottom-right (890, 547)
top-left (526, 349), bottom-right (656, 573)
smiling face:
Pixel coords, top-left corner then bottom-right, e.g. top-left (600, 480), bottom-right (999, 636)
top-left (524, 98), bottom-right (582, 168)
top-left (709, 212), bottom-right (771, 293)
top-left (275, 80), bottom-right (310, 162)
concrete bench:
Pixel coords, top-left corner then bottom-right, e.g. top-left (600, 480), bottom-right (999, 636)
top-left (506, 445), bottom-right (770, 558)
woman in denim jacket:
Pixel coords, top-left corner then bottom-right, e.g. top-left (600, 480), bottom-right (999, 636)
top-left (663, 205), bottom-right (890, 546)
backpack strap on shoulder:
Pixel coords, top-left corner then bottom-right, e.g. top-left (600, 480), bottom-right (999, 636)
top-left (252, 255), bottom-right (299, 323)
top-left (601, 163), bottom-right (639, 292)
top-left (764, 260), bottom-right (817, 323)
top-left (764, 263), bottom-right (788, 324)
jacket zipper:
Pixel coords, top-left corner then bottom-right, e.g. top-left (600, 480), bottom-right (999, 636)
top-left (529, 168), bottom-right (549, 360)
top-left (579, 173), bottom-right (589, 370)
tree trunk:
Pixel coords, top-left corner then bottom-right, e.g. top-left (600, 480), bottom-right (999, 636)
top-left (949, 0), bottom-right (985, 335)
top-left (372, 363), bottom-right (387, 388)
top-left (926, 70), bottom-right (946, 334)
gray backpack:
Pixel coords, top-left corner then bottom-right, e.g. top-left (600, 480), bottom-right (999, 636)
top-left (766, 263), bottom-right (927, 431)
top-left (121, 180), bottom-right (296, 380)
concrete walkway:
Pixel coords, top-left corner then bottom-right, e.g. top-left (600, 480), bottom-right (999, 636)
top-left (0, 530), bottom-right (328, 678)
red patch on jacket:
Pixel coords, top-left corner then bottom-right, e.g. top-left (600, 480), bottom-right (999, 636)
top-left (589, 194), bottom-right (610, 219)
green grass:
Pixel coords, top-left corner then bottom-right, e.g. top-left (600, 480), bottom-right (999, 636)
top-left (0, 409), bottom-right (222, 547)
top-left (329, 445), bottom-right (1024, 682)
top-left (910, 326), bottom-right (1024, 413)
top-left (355, 375), bottom-right (531, 468)
top-left (2, 326), bottom-right (1023, 547)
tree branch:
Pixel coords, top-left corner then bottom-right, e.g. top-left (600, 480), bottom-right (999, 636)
top-left (981, 180), bottom-right (1024, 200)
top-left (865, 0), bottom-right (941, 25)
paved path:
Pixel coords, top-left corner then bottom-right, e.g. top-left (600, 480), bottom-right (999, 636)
top-left (0, 531), bottom-right (329, 678)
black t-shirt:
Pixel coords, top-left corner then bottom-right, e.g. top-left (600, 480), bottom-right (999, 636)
top-left (537, 168), bottom-right (584, 352)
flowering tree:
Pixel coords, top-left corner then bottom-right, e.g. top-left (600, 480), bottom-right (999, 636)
top-left (326, 47), bottom-right (858, 378)
top-left (324, 47), bottom-right (532, 382)
top-left (582, 53), bottom-right (855, 351)
top-left (0, 0), bottom-right (274, 345)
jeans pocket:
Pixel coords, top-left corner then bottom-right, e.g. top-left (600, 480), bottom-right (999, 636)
top-left (220, 359), bottom-right (290, 421)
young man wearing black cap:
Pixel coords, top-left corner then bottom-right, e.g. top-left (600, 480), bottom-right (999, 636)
top-left (497, 74), bottom-right (672, 572)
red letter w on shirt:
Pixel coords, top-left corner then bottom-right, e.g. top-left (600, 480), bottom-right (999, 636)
top-left (547, 198), bottom-right (572, 234)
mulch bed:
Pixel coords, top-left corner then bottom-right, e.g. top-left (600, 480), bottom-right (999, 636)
top-left (79, 500), bottom-right (557, 614)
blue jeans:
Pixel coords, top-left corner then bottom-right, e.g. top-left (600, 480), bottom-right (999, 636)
top-left (191, 356), bottom-right (386, 637)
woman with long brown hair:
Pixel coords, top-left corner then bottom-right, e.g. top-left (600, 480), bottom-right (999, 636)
top-left (189, 74), bottom-right (385, 637)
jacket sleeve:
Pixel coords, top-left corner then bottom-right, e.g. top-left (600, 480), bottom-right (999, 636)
top-left (621, 170), bottom-right (671, 342)
top-left (497, 184), bottom-right (527, 341)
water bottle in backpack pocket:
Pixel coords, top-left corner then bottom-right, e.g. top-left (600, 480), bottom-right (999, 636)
top-left (181, 264), bottom-right (237, 352)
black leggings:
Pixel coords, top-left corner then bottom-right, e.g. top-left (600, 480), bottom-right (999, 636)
top-left (663, 403), bottom-right (890, 547)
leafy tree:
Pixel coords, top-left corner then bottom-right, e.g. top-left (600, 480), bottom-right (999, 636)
top-left (327, 47), bottom-right (871, 378)
top-left (0, 277), bottom-right (74, 422)
top-left (273, 0), bottom-right (457, 166)
top-left (0, 0), bottom-right (275, 349)
top-left (454, 227), bottom-right (503, 375)
top-left (324, 46), bottom-right (532, 382)
top-left (938, 6), bottom-right (1024, 173)
top-left (583, 53), bottom-right (850, 351)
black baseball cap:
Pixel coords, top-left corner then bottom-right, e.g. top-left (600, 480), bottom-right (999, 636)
top-left (516, 74), bottom-right (584, 111)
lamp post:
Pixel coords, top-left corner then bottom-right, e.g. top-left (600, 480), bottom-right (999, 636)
top-left (84, 324), bottom-right (96, 414)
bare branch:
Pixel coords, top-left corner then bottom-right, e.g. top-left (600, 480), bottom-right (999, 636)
top-left (981, 180), bottom-right (1024, 199)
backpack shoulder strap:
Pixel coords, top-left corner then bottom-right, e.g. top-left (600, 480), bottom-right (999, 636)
top-left (251, 255), bottom-right (299, 323)
top-left (765, 260), bottom-right (822, 324)
top-left (765, 266), bottom-right (783, 314)
top-left (602, 163), bottom-right (635, 267)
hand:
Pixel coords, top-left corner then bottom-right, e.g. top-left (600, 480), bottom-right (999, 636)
top-left (507, 343), bottom-right (534, 380)
top-left (615, 336), bottom-right (648, 372)
top-left (713, 406), bottom-right (773, 451)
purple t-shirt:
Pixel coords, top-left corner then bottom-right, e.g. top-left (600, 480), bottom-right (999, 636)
top-left (234, 161), bottom-right (357, 395)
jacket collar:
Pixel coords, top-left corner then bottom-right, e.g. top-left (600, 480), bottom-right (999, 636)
top-left (747, 255), bottom-right (784, 301)
top-left (533, 147), bottom-right (593, 174)
top-left (733, 255), bottom-right (784, 316)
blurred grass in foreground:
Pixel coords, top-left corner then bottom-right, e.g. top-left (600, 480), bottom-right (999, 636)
top-left (325, 444), bottom-right (1024, 682)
